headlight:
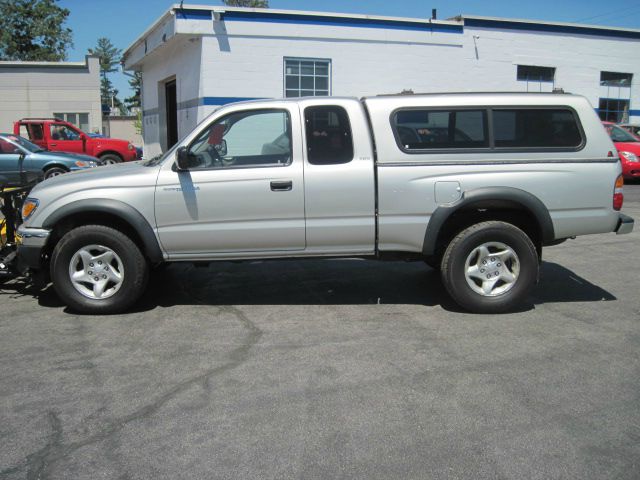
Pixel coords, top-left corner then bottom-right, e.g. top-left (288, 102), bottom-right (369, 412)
top-left (74, 160), bottom-right (95, 167)
top-left (22, 198), bottom-right (39, 221)
top-left (620, 151), bottom-right (639, 162)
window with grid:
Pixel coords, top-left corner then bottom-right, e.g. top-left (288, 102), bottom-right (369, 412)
top-left (284, 58), bottom-right (330, 98)
top-left (53, 112), bottom-right (90, 132)
top-left (598, 98), bottom-right (630, 123)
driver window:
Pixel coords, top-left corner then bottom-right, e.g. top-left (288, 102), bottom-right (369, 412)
top-left (0, 138), bottom-right (20, 154)
top-left (49, 124), bottom-right (80, 141)
top-left (186, 109), bottom-right (292, 169)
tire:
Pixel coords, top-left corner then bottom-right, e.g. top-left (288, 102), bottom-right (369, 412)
top-left (44, 166), bottom-right (68, 179)
top-left (100, 154), bottom-right (122, 165)
top-left (50, 225), bottom-right (148, 314)
top-left (441, 221), bottom-right (538, 314)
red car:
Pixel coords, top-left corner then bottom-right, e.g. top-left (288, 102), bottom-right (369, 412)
top-left (602, 121), bottom-right (640, 181)
top-left (14, 118), bottom-right (137, 164)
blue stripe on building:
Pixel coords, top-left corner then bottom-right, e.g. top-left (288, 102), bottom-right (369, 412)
top-left (465, 18), bottom-right (640, 40)
top-left (175, 8), bottom-right (463, 34)
top-left (175, 9), bottom-right (212, 20)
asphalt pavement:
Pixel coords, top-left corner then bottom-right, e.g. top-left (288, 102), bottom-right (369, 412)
top-left (1, 185), bottom-right (639, 480)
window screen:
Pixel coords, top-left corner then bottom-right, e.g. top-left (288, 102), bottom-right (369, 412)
top-left (493, 109), bottom-right (582, 148)
top-left (394, 110), bottom-right (488, 150)
top-left (304, 106), bottom-right (353, 165)
top-left (600, 71), bottom-right (632, 87)
top-left (517, 65), bottom-right (555, 82)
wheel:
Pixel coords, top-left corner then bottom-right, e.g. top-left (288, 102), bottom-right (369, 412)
top-left (441, 221), bottom-right (538, 313)
top-left (100, 154), bottom-right (122, 165)
top-left (44, 166), bottom-right (68, 179)
top-left (50, 225), bottom-right (148, 314)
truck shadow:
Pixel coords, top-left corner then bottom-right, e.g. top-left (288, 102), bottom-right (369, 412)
top-left (138, 260), bottom-right (615, 313)
top-left (21, 259), bottom-right (615, 314)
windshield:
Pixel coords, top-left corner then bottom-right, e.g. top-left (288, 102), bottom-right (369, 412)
top-left (608, 125), bottom-right (639, 143)
top-left (2, 134), bottom-right (43, 153)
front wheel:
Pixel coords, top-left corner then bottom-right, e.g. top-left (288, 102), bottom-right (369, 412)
top-left (441, 221), bottom-right (538, 313)
top-left (44, 166), bottom-right (68, 179)
top-left (100, 154), bottom-right (122, 165)
top-left (50, 225), bottom-right (148, 314)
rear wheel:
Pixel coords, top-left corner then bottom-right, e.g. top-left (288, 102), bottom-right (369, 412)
top-left (43, 166), bottom-right (67, 179)
top-left (100, 154), bottom-right (122, 165)
top-left (50, 225), bottom-right (148, 314)
top-left (441, 221), bottom-right (538, 313)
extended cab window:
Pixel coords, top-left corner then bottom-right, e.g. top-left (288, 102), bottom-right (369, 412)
top-left (186, 109), bottom-right (292, 169)
top-left (304, 106), bottom-right (353, 165)
top-left (393, 109), bottom-right (488, 150)
top-left (493, 109), bottom-right (582, 148)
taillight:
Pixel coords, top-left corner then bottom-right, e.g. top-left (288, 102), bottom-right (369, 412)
top-left (613, 174), bottom-right (624, 211)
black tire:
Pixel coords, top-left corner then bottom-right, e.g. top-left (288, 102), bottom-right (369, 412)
top-left (50, 225), bottom-right (148, 314)
top-left (100, 154), bottom-right (122, 165)
top-left (44, 166), bottom-right (68, 179)
top-left (441, 221), bottom-right (538, 314)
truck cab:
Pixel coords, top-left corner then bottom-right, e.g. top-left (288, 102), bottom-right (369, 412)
top-left (14, 118), bottom-right (137, 164)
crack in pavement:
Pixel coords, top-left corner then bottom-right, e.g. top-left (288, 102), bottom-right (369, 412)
top-left (1, 305), bottom-right (263, 480)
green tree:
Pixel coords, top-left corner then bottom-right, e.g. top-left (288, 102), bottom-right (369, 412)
top-left (125, 72), bottom-right (142, 110)
top-left (222, 0), bottom-right (269, 7)
top-left (88, 38), bottom-right (123, 112)
top-left (0, 0), bottom-right (73, 61)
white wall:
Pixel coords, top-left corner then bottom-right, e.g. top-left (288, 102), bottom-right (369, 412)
top-left (0, 56), bottom-right (101, 133)
top-left (140, 36), bottom-right (202, 157)
top-left (128, 9), bottom-right (640, 155)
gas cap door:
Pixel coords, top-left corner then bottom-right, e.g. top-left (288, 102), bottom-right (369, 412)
top-left (435, 181), bottom-right (462, 205)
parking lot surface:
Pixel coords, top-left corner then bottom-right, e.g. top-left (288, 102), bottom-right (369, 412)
top-left (1, 185), bottom-right (639, 480)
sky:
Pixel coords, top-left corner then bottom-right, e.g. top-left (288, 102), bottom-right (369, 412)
top-left (58, 0), bottom-right (640, 99)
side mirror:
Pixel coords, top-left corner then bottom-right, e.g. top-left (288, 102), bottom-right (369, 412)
top-left (215, 139), bottom-right (227, 157)
top-left (176, 146), bottom-right (191, 171)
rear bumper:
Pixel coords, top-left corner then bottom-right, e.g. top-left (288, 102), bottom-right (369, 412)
top-left (16, 226), bottom-right (50, 269)
top-left (615, 214), bottom-right (634, 235)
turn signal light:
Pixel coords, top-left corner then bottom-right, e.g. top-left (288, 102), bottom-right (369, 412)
top-left (613, 175), bottom-right (624, 211)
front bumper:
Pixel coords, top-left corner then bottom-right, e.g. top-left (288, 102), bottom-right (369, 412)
top-left (16, 226), bottom-right (51, 269)
top-left (615, 214), bottom-right (634, 235)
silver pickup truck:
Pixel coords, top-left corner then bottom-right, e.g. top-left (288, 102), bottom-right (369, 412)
top-left (17, 93), bottom-right (634, 314)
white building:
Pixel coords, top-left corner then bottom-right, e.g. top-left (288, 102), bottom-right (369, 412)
top-left (121, 5), bottom-right (640, 158)
top-left (0, 55), bottom-right (102, 134)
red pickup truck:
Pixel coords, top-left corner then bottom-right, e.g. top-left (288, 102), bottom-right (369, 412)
top-left (14, 118), bottom-right (137, 164)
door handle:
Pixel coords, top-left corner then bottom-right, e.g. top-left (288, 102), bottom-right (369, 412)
top-left (270, 180), bottom-right (292, 191)
top-left (49, 143), bottom-right (57, 147)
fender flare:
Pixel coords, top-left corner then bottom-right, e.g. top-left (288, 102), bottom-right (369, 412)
top-left (422, 187), bottom-right (555, 256)
top-left (41, 199), bottom-right (163, 263)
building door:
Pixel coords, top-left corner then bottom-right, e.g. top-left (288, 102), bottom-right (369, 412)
top-left (165, 80), bottom-right (178, 149)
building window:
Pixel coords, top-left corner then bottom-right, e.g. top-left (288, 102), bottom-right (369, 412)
top-left (304, 106), bottom-right (353, 164)
top-left (600, 71), bottom-right (632, 87)
top-left (53, 112), bottom-right (90, 132)
top-left (392, 109), bottom-right (488, 150)
top-left (284, 58), bottom-right (330, 98)
top-left (517, 65), bottom-right (555, 82)
top-left (599, 98), bottom-right (630, 123)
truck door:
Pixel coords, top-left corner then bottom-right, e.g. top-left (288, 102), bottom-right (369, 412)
top-left (301, 101), bottom-right (376, 254)
top-left (155, 105), bottom-right (306, 256)
top-left (47, 123), bottom-right (84, 154)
